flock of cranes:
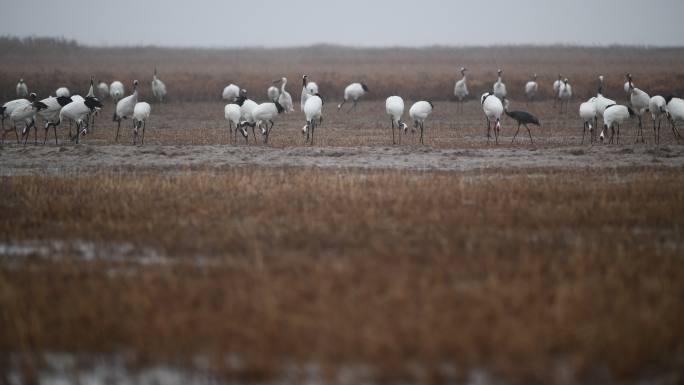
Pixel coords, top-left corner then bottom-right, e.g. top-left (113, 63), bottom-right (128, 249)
top-left (2, 68), bottom-right (683, 147)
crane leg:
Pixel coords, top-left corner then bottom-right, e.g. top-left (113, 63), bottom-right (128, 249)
top-left (391, 119), bottom-right (395, 145)
top-left (54, 124), bottom-right (58, 145)
top-left (311, 120), bottom-right (315, 145)
top-left (582, 122), bottom-right (586, 145)
top-left (486, 118), bottom-right (491, 143)
top-left (525, 124), bottom-right (534, 145)
top-left (337, 100), bottom-right (346, 110)
top-left (420, 122), bottom-right (425, 144)
top-left (115, 120), bottom-right (121, 142)
top-left (512, 122), bottom-right (521, 144)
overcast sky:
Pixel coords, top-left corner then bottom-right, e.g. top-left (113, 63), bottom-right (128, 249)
top-left (2, 0), bottom-right (683, 47)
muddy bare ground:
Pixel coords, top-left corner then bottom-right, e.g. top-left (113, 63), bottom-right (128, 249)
top-left (0, 141), bottom-right (682, 175)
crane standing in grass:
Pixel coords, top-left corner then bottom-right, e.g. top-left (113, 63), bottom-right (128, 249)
top-left (132, 102), bottom-right (151, 145)
top-left (579, 97), bottom-right (597, 144)
top-left (525, 74), bottom-right (538, 104)
top-left (337, 82), bottom-right (369, 112)
top-left (152, 68), bottom-right (167, 103)
top-left (453, 67), bottom-right (469, 112)
top-left (409, 101), bottom-right (434, 145)
top-left (16, 78), bottom-right (28, 98)
top-left (493, 69), bottom-right (507, 100)
top-left (303, 93), bottom-right (323, 145)
top-left (649, 95), bottom-right (667, 144)
top-left (481, 92), bottom-right (503, 144)
top-left (503, 98), bottom-right (540, 144)
top-left (385, 96), bottom-right (408, 145)
top-left (626, 74), bottom-right (650, 143)
top-left (114, 80), bottom-right (139, 142)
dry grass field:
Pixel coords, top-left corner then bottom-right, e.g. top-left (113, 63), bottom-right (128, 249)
top-left (1, 38), bottom-right (684, 384)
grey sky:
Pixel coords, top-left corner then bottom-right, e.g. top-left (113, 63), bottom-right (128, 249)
top-left (2, 0), bottom-right (684, 47)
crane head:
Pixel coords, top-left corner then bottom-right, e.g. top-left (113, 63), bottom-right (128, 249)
top-left (361, 83), bottom-right (369, 92)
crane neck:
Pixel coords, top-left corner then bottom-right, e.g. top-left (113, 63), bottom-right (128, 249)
top-left (281, 78), bottom-right (287, 92)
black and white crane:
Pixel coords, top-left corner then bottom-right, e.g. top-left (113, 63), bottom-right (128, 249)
top-left (56, 87), bottom-right (70, 98)
top-left (59, 96), bottom-right (103, 144)
top-left (337, 82), bottom-right (369, 112)
top-left (409, 101), bottom-right (433, 145)
top-left (481, 92), bottom-right (504, 144)
top-left (225, 102), bottom-right (247, 143)
top-left (1, 96), bottom-right (32, 143)
top-left (385, 96), bottom-right (408, 145)
top-left (300, 74), bottom-right (319, 111)
top-left (599, 104), bottom-right (636, 144)
top-left (37, 94), bottom-right (72, 144)
top-left (113, 80), bottom-right (139, 142)
top-left (453, 67), bottom-right (469, 112)
top-left (11, 94), bottom-right (48, 145)
top-left (239, 101), bottom-right (285, 144)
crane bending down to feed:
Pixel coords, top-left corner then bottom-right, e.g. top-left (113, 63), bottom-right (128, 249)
top-left (222, 84), bottom-right (241, 102)
top-left (132, 102), bottom-right (151, 145)
top-left (337, 82), bottom-right (369, 112)
top-left (60, 96), bottom-right (103, 144)
top-left (1, 95), bottom-right (32, 143)
top-left (11, 95), bottom-right (48, 145)
top-left (303, 93), bottom-right (323, 145)
top-left (503, 98), bottom-right (540, 144)
top-left (453, 67), bottom-right (468, 112)
top-left (409, 101), bottom-right (433, 145)
top-left (386, 96), bottom-right (408, 145)
top-left (481, 92), bottom-right (504, 144)
top-left (238, 101), bottom-right (285, 144)
top-left (600, 104), bottom-right (636, 144)
top-left (37, 95), bottom-right (72, 144)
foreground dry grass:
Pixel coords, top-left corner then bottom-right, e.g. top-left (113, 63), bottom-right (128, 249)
top-left (1, 167), bottom-right (683, 383)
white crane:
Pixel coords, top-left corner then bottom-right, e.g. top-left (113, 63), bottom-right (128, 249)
top-left (16, 78), bottom-right (28, 98)
top-left (599, 104), bottom-right (636, 144)
top-left (665, 95), bottom-right (684, 143)
top-left (151, 68), bottom-right (167, 103)
top-left (239, 101), bottom-right (285, 144)
top-left (493, 69), bottom-right (507, 100)
top-left (453, 67), bottom-right (468, 112)
top-left (37, 95), bottom-right (72, 144)
top-left (579, 97), bottom-right (597, 144)
top-left (552, 74), bottom-right (563, 108)
top-left (409, 101), bottom-right (434, 145)
top-left (594, 75), bottom-right (616, 130)
top-left (337, 82), bottom-right (369, 112)
top-left (524, 74), bottom-right (538, 104)
top-left (276, 77), bottom-right (294, 112)
top-left (97, 81), bottom-right (109, 100)
top-left (623, 73), bottom-right (632, 95)
top-left (56, 87), bottom-right (70, 98)
top-left (558, 78), bottom-right (572, 113)
top-left (222, 84), bottom-right (241, 102)
top-left (114, 80), bottom-right (139, 142)
top-left (1, 96), bottom-right (32, 143)
top-left (626, 74), bottom-right (650, 143)
top-left (110, 81), bottom-right (124, 103)
top-left (235, 93), bottom-right (259, 143)
top-left (649, 95), bottom-right (667, 144)
top-left (267, 85), bottom-right (280, 102)
top-left (481, 92), bottom-right (504, 144)
top-left (385, 96), bottom-right (407, 144)
top-left (303, 93), bottom-right (323, 145)
top-left (224, 103), bottom-right (246, 143)
top-left (132, 102), bottom-right (151, 145)
top-left (60, 96), bottom-right (103, 144)
top-left (300, 74), bottom-right (319, 111)
top-left (11, 95), bottom-right (48, 145)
